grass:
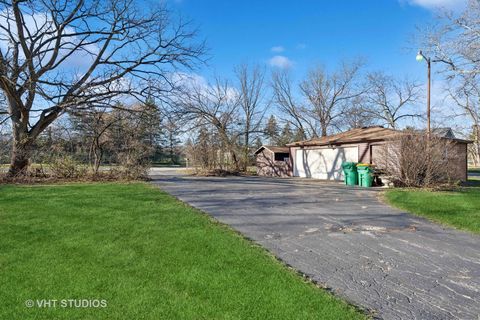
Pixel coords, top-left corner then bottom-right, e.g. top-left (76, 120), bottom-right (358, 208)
top-left (0, 183), bottom-right (364, 319)
top-left (385, 183), bottom-right (480, 234)
top-left (468, 167), bottom-right (480, 173)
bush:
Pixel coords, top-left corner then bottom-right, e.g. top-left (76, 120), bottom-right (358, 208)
top-left (108, 165), bottom-right (149, 180)
top-left (49, 156), bottom-right (88, 179)
top-left (0, 157), bottom-right (149, 184)
top-left (189, 168), bottom-right (241, 177)
top-left (378, 132), bottom-right (459, 188)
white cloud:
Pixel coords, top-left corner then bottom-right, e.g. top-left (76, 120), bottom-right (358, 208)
top-left (271, 46), bottom-right (285, 53)
top-left (172, 72), bottom-right (239, 102)
top-left (296, 43), bottom-right (307, 50)
top-left (401, 0), bottom-right (465, 10)
top-left (171, 72), bottom-right (208, 90)
top-left (268, 55), bottom-right (293, 69)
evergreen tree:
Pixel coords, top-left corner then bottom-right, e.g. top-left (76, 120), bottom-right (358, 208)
top-left (196, 128), bottom-right (211, 168)
top-left (163, 119), bottom-right (181, 164)
top-left (293, 127), bottom-right (307, 142)
top-left (254, 137), bottom-right (263, 150)
top-left (277, 122), bottom-right (294, 146)
top-left (264, 115), bottom-right (279, 145)
top-left (141, 99), bottom-right (163, 162)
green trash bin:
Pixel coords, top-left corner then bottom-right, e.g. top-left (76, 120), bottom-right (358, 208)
top-left (357, 164), bottom-right (374, 187)
top-left (342, 162), bottom-right (358, 186)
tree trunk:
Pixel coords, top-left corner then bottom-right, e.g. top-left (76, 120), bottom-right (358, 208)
top-left (94, 148), bottom-right (103, 174)
top-left (320, 125), bottom-right (328, 137)
top-left (475, 125), bottom-right (480, 167)
top-left (8, 138), bottom-right (32, 177)
top-left (242, 130), bottom-right (249, 172)
top-left (230, 150), bottom-right (240, 172)
top-left (169, 132), bottom-right (174, 164)
top-left (93, 137), bottom-right (103, 174)
top-left (7, 98), bottom-right (34, 177)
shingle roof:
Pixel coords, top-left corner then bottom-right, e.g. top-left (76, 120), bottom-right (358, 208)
top-left (431, 127), bottom-right (455, 139)
top-left (286, 126), bottom-right (398, 147)
top-left (254, 146), bottom-right (290, 155)
top-left (286, 126), bottom-right (471, 147)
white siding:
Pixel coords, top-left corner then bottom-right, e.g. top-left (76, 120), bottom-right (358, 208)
top-left (293, 146), bottom-right (358, 180)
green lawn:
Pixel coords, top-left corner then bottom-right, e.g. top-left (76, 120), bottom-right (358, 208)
top-left (468, 167), bottom-right (480, 173)
top-left (0, 183), bottom-right (363, 320)
top-left (385, 184), bottom-right (480, 234)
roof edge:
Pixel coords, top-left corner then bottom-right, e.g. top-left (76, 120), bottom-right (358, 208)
top-left (286, 127), bottom-right (473, 147)
top-left (254, 145), bottom-right (290, 155)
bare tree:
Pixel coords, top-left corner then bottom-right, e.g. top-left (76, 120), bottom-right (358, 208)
top-left (419, 1), bottom-right (480, 162)
top-left (0, 0), bottom-right (204, 176)
top-left (178, 78), bottom-right (242, 171)
top-left (448, 76), bottom-right (480, 164)
top-left (272, 60), bottom-right (365, 139)
top-left (0, 91), bottom-right (7, 122)
top-left (235, 64), bottom-right (268, 170)
top-left (73, 107), bottom-right (116, 173)
top-left (365, 72), bottom-right (423, 129)
top-left (299, 61), bottom-right (365, 136)
top-left (271, 70), bottom-right (312, 139)
top-left (421, 0), bottom-right (480, 77)
top-left (340, 95), bottom-right (375, 129)
top-left (110, 104), bottom-right (161, 177)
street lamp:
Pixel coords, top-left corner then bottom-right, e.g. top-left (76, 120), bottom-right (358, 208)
top-left (416, 50), bottom-right (432, 136)
top-left (416, 52), bottom-right (425, 62)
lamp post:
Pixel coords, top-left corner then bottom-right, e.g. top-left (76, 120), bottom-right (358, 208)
top-left (416, 50), bottom-right (433, 136)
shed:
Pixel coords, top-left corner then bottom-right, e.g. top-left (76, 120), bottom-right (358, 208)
top-left (287, 126), bottom-right (470, 181)
top-left (254, 146), bottom-right (292, 177)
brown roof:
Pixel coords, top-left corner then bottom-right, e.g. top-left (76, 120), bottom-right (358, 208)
top-left (286, 126), bottom-right (397, 147)
top-left (254, 145), bottom-right (290, 155)
top-left (286, 126), bottom-right (472, 147)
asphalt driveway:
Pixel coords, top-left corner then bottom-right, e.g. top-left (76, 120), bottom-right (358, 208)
top-left (151, 171), bottom-right (480, 320)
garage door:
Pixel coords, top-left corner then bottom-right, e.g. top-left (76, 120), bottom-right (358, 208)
top-left (293, 147), bottom-right (358, 180)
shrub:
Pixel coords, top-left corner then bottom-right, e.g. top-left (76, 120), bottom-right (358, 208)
top-left (49, 156), bottom-right (87, 179)
top-left (378, 131), bottom-right (459, 187)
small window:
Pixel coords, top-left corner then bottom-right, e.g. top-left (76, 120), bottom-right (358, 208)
top-left (274, 152), bottom-right (290, 161)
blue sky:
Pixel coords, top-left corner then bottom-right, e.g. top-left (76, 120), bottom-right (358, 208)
top-left (172, 0), bottom-right (463, 82)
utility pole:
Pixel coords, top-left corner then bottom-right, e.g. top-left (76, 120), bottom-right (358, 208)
top-left (416, 50), bottom-right (434, 137)
top-left (427, 56), bottom-right (431, 136)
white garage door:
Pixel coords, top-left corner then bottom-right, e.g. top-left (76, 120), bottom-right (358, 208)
top-left (293, 147), bottom-right (358, 180)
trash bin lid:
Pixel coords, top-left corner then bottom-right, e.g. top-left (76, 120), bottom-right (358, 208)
top-left (342, 162), bottom-right (357, 169)
top-left (356, 163), bottom-right (374, 171)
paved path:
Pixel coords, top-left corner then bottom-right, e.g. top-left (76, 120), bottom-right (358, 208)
top-left (151, 172), bottom-right (480, 320)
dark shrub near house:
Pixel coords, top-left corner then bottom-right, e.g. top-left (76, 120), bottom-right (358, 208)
top-left (378, 131), bottom-right (464, 187)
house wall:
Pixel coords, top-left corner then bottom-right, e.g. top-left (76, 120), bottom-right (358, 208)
top-left (289, 140), bottom-right (468, 181)
top-left (452, 143), bottom-right (468, 181)
top-left (357, 142), bottom-right (388, 164)
top-left (358, 142), bottom-right (370, 163)
top-left (291, 145), bottom-right (358, 180)
top-left (291, 142), bottom-right (381, 167)
top-left (256, 149), bottom-right (292, 177)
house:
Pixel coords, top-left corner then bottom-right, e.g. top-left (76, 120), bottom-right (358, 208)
top-left (431, 127), bottom-right (456, 139)
top-left (255, 126), bottom-right (470, 181)
top-left (254, 146), bottom-right (292, 177)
